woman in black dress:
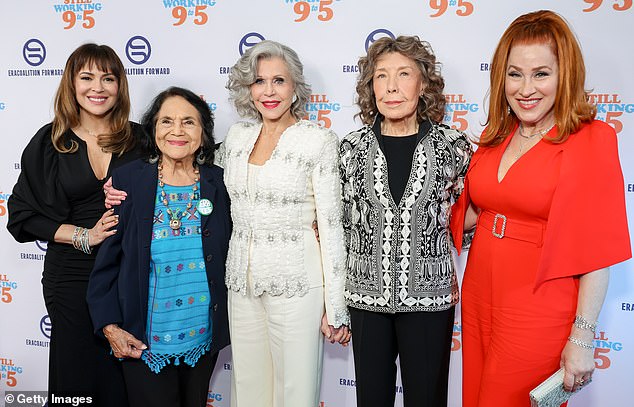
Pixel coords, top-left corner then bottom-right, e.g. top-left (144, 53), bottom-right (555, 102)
top-left (7, 43), bottom-right (142, 406)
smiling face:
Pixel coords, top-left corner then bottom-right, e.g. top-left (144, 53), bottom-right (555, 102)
top-left (74, 63), bottom-right (119, 119)
top-left (505, 42), bottom-right (559, 132)
top-left (155, 96), bottom-right (202, 164)
top-left (372, 52), bottom-right (425, 128)
top-left (250, 56), bottom-right (295, 124)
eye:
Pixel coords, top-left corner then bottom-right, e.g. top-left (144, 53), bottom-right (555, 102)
top-left (375, 73), bottom-right (386, 79)
top-left (273, 77), bottom-right (285, 84)
top-left (183, 119), bottom-right (197, 128)
top-left (104, 76), bottom-right (116, 82)
top-left (507, 71), bottom-right (521, 78)
top-left (534, 71), bottom-right (550, 78)
top-left (399, 71), bottom-right (410, 77)
top-left (79, 75), bottom-right (92, 81)
top-left (253, 78), bottom-right (264, 85)
top-left (159, 118), bottom-right (173, 127)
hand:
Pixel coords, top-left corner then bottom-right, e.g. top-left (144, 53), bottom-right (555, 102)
top-left (103, 324), bottom-right (147, 359)
top-left (103, 177), bottom-right (127, 208)
top-left (560, 339), bottom-right (595, 392)
top-left (320, 314), bottom-right (351, 347)
top-left (88, 209), bottom-right (118, 246)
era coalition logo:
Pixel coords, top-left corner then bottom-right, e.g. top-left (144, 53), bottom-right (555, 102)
top-left (23, 38), bottom-right (46, 66)
top-left (0, 357), bottom-right (23, 388)
top-left (124, 36), bottom-right (171, 76)
top-left (443, 94), bottom-right (479, 132)
top-left (239, 32), bottom-right (265, 56)
top-left (342, 29), bottom-right (395, 73)
top-left (19, 239), bottom-right (46, 261)
top-left (218, 32), bottom-right (266, 75)
top-left (305, 94), bottom-right (340, 129)
top-left (7, 39), bottom-right (63, 78)
top-left (588, 92), bottom-right (631, 134)
top-left (26, 315), bottom-right (51, 348)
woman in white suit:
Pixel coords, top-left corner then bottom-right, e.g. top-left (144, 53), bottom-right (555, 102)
top-left (219, 40), bottom-right (350, 407)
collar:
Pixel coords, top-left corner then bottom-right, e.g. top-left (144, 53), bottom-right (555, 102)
top-left (371, 115), bottom-right (433, 154)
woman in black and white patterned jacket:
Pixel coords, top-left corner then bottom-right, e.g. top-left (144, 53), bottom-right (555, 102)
top-left (340, 35), bottom-right (472, 407)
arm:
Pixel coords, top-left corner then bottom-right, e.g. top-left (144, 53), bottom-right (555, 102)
top-left (312, 132), bottom-right (351, 345)
top-left (560, 267), bottom-right (609, 391)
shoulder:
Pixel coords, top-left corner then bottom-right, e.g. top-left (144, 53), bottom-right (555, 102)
top-left (432, 122), bottom-right (470, 144)
top-left (342, 125), bottom-right (372, 147)
top-left (562, 120), bottom-right (617, 154)
top-left (111, 158), bottom-right (149, 185)
top-left (23, 123), bottom-right (54, 154)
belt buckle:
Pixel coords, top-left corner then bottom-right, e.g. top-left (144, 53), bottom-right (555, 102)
top-left (492, 213), bottom-right (507, 238)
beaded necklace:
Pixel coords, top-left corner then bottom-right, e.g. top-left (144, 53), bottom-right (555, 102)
top-left (157, 159), bottom-right (200, 230)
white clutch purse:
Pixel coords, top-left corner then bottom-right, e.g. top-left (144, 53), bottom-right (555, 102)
top-left (529, 368), bottom-right (590, 407)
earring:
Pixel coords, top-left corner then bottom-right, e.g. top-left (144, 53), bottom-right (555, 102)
top-left (292, 93), bottom-right (298, 103)
top-left (196, 150), bottom-right (206, 165)
top-left (148, 153), bottom-right (160, 164)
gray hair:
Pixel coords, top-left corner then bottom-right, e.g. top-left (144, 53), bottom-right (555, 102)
top-left (226, 40), bottom-right (311, 121)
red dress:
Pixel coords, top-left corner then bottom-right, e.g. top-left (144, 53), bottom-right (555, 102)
top-left (451, 121), bottom-right (631, 406)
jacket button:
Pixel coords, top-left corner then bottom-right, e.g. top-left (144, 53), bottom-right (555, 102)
top-left (202, 229), bottom-right (210, 237)
top-left (206, 254), bottom-right (213, 262)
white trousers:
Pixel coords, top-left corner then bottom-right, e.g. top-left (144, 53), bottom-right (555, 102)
top-left (228, 286), bottom-right (325, 407)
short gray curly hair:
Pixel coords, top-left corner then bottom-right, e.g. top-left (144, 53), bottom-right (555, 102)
top-left (226, 40), bottom-right (311, 121)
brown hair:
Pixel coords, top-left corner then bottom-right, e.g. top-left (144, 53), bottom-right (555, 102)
top-left (355, 35), bottom-right (445, 125)
top-left (482, 10), bottom-right (595, 146)
top-left (52, 43), bottom-right (134, 155)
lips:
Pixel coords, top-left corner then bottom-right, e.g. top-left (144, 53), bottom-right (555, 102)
top-left (261, 101), bottom-right (281, 109)
top-left (517, 99), bottom-right (540, 109)
top-left (88, 96), bottom-right (107, 104)
top-left (167, 140), bottom-right (187, 146)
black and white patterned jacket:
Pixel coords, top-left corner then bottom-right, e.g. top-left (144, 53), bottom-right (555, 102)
top-left (340, 118), bottom-right (472, 313)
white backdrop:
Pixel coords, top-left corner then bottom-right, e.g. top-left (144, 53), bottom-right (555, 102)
top-left (1, 1), bottom-right (632, 406)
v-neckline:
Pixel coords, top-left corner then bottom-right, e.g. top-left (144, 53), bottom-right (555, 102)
top-left (496, 128), bottom-right (545, 184)
top-left (73, 131), bottom-right (113, 182)
top-left (248, 120), bottom-right (298, 167)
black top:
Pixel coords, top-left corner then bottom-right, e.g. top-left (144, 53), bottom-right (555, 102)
top-left (381, 133), bottom-right (419, 205)
top-left (8, 122), bottom-right (143, 277)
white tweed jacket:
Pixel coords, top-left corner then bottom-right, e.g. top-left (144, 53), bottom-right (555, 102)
top-left (216, 120), bottom-right (349, 327)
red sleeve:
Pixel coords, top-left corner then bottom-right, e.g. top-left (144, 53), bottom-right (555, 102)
top-left (450, 147), bottom-right (484, 254)
top-left (535, 120), bottom-right (631, 288)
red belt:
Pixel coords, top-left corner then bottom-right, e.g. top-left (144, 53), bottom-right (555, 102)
top-left (477, 210), bottom-right (545, 246)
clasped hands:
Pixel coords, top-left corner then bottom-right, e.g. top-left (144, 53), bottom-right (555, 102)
top-left (321, 314), bottom-right (351, 347)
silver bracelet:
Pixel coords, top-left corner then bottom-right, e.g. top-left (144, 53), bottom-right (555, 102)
top-left (574, 315), bottom-right (597, 333)
top-left (568, 336), bottom-right (594, 349)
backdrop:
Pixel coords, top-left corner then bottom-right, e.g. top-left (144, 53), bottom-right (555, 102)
top-left (1, 1), bottom-right (632, 406)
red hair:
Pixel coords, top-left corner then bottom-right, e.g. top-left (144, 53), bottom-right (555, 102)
top-left (481, 10), bottom-right (595, 146)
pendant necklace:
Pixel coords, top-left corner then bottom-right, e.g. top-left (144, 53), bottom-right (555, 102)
top-left (515, 123), bottom-right (555, 160)
top-left (158, 159), bottom-right (200, 230)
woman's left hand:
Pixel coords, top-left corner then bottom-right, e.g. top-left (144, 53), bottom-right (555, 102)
top-left (560, 338), bottom-right (595, 392)
top-left (320, 314), bottom-right (351, 347)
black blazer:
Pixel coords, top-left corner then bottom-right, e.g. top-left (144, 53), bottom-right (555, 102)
top-left (87, 159), bottom-right (231, 356)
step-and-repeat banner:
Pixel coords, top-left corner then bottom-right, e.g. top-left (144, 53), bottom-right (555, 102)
top-left (0, 1), bottom-right (632, 406)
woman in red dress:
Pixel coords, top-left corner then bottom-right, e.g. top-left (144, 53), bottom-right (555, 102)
top-left (451, 10), bottom-right (631, 406)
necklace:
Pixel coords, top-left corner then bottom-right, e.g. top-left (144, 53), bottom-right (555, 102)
top-left (515, 123), bottom-right (555, 159)
top-left (158, 159), bottom-right (200, 230)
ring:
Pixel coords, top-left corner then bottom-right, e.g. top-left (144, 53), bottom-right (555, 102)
top-left (102, 220), bottom-right (105, 226)
top-left (576, 378), bottom-right (585, 385)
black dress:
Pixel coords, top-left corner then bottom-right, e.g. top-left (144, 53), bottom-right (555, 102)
top-left (8, 123), bottom-right (143, 406)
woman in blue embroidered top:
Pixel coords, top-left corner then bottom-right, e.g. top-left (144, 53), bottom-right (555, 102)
top-left (87, 87), bottom-right (231, 407)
